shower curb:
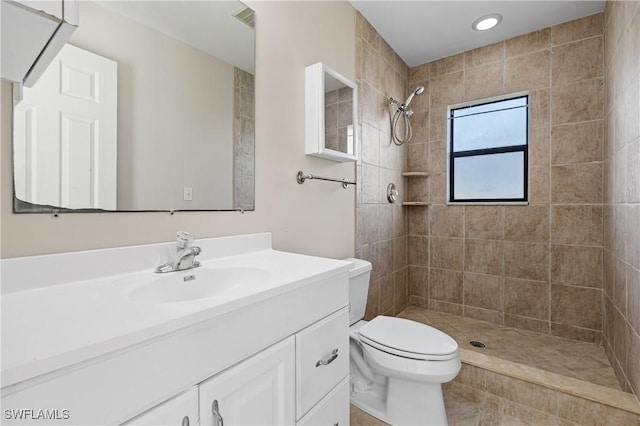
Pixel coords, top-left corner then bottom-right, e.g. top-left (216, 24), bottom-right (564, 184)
top-left (456, 348), bottom-right (640, 424)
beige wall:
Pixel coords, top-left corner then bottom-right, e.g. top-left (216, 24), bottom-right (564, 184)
top-left (1, 1), bottom-right (356, 259)
top-left (401, 15), bottom-right (606, 344)
top-left (602, 0), bottom-right (640, 397)
top-left (354, 13), bottom-right (410, 320)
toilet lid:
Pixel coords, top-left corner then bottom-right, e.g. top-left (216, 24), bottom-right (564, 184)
top-left (358, 316), bottom-right (458, 359)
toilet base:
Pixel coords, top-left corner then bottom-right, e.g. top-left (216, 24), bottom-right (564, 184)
top-left (350, 377), bottom-right (448, 426)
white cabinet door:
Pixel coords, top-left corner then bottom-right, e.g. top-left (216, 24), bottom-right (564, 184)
top-left (123, 388), bottom-right (198, 426)
top-left (297, 377), bottom-right (350, 426)
top-left (199, 337), bottom-right (295, 426)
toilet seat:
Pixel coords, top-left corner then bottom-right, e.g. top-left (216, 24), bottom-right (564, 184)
top-left (358, 316), bottom-right (458, 361)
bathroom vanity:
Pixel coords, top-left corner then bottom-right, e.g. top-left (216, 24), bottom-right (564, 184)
top-left (1, 233), bottom-right (351, 425)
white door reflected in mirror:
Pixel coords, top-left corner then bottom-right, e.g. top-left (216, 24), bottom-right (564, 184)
top-left (13, 44), bottom-right (117, 210)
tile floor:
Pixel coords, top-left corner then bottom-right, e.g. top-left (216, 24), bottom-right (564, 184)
top-left (396, 306), bottom-right (622, 391)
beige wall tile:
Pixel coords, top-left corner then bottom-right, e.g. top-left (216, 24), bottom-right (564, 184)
top-left (551, 284), bottom-right (602, 330)
top-left (465, 206), bottom-right (505, 240)
top-left (529, 166), bottom-right (551, 204)
top-left (551, 163), bottom-right (603, 204)
top-left (430, 267), bottom-right (463, 303)
top-left (409, 63), bottom-right (429, 84)
top-left (429, 140), bottom-right (446, 174)
top-left (355, 12), bottom-right (380, 50)
top-left (628, 205), bottom-right (640, 270)
top-left (505, 28), bottom-right (551, 57)
top-left (408, 235), bottom-right (429, 266)
top-left (394, 267), bottom-right (409, 313)
top-left (529, 89), bottom-right (551, 129)
top-left (464, 272), bottom-right (503, 310)
top-left (429, 299), bottom-right (464, 315)
top-left (504, 314), bottom-right (550, 333)
top-left (551, 78), bottom-right (604, 125)
top-left (430, 71), bottom-right (464, 108)
top-left (556, 389), bottom-right (639, 425)
top-left (407, 142), bottom-right (428, 171)
top-left (505, 50), bottom-right (551, 92)
top-left (430, 237), bottom-right (464, 270)
top-left (430, 53), bottom-right (464, 78)
top-left (551, 121), bottom-right (604, 164)
top-left (504, 278), bottom-right (550, 320)
top-left (504, 242), bottom-right (549, 281)
top-left (464, 41), bottom-right (504, 68)
top-left (551, 36), bottom-right (603, 85)
top-left (551, 205), bottom-right (603, 245)
top-left (551, 245), bottom-right (603, 287)
top-left (379, 274), bottom-right (394, 313)
top-left (429, 105), bottom-right (447, 141)
top-left (464, 306), bottom-right (504, 325)
top-left (429, 204), bottom-right (463, 237)
top-left (627, 325), bottom-right (640, 396)
top-left (504, 205), bottom-right (550, 242)
top-left (408, 207), bottom-right (428, 235)
top-left (411, 111), bottom-right (430, 144)
top-left (409, 265), bottom-right (428, 298)
top-left (552, 13), bottom-right (604, 46)
top-left (465, 62), bottom-right (504, 101)
top-left (551, 322), bottom-right (602, 344)
top-left (430, 173), bottom-right (447, 204)
top-left (529, 127), bottom-right (551, 166)
top-left (465, 239), bottom-right (504, 275)
top-left (485, 371), bottom-right (558, 415)
top-left (393, 235), bottom-right (408, 270)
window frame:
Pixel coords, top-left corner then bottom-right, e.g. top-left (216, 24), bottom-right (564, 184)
top-left (446, 92), bottom-right (529, 204)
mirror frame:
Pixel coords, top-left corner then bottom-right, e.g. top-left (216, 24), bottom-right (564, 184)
top-left (304, 62), bottom-right (358, 163)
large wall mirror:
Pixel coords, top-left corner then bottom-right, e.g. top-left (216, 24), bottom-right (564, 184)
top-left (12, 1), bottom-right (255, 213)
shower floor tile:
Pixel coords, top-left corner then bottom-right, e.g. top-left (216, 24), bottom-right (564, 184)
top-left (396, 306), bottom-right (623, 392)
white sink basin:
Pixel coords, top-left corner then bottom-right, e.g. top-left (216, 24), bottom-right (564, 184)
top-left (129, 267), bottom-right (271, 303)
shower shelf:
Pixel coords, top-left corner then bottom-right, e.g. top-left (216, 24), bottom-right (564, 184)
top-left (402, 171), bottom-right (428, 177)
top-left (402, 201), bottom-right (429, 206)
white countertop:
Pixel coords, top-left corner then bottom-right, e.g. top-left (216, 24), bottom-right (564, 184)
top-left (1, 235), bottom-right (352, 389)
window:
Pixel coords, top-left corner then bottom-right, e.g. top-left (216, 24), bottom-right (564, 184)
top-left (448, 94), bottom-right (528, 203)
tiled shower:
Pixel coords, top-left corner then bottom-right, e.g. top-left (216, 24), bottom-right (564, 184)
top-left (355, 0), bottom-right (639, 403)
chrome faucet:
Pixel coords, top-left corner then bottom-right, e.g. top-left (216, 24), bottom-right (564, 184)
top-left (155, 231), bottom-right (202, 273)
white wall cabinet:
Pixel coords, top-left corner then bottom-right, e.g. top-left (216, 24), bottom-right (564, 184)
top-left (1, 0), bottom-right (79, 87)
top-left (199, 336), bottom-right (296, 426)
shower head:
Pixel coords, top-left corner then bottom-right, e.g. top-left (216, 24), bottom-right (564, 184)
top-left (403, 86), bottom-right (424, 108)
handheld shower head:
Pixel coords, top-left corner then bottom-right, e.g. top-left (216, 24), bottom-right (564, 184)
top-left (403, 86), bottom-right (424, 108)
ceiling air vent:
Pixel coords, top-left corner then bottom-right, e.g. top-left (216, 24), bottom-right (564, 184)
top-left (232, 6), bottom-right (255, 29)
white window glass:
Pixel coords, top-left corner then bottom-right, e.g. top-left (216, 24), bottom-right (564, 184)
top-left (453, 152), bottom-right (525, 200)
top-left (452, 101), bottom-right (527, 152)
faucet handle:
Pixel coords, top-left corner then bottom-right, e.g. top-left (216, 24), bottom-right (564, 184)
top-left (176, 231), bottom-right (195, 249)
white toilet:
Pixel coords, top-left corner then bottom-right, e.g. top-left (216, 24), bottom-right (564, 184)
top-left (346, 258), bottom-right (461, 426)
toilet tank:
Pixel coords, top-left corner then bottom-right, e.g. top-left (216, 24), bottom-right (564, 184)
top-left (344, 258), bottom-right (372, 325)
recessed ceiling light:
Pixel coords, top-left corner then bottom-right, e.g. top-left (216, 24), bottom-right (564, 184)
top-left (472, 13), bottom-right (503, 31)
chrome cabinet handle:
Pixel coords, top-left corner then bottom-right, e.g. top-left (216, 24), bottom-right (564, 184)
top-left (212, 400), bottom-right (224, 426)
top-left (315, 348), bottom-right (339, 367)
top-left (181, 416), bottom-right (189, 426)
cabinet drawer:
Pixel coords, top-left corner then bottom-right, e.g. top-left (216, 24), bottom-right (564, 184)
top-left (297, 377), bottom-right (349, 426)
top-left (296, 307), bottom-right (349, 419)
top-left (123, 387), bottom-right (198, 426)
